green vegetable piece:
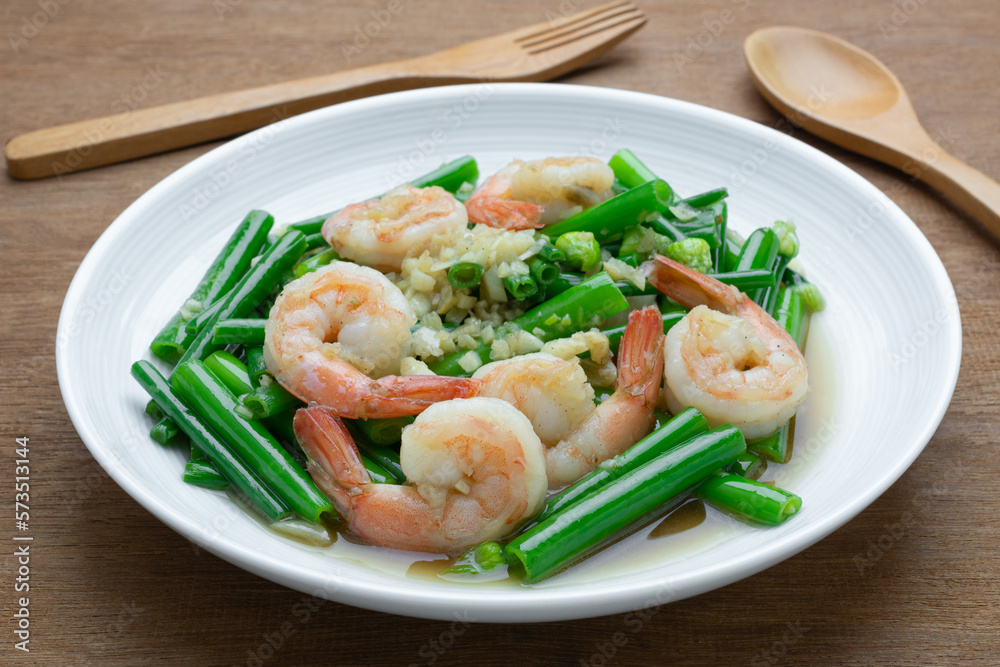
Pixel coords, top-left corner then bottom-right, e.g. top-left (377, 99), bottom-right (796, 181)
top-left (246, 346), bottom-right (268, 388)
top-left (726, 452), bottom-right (767, 480)
top-left (183, 460), bottom-right (230, 490)
top-left (794, 283), bottom-right (825, 313)
top-left (357, 453), bottom-right (397, 485)
top-left (294, 247), bottom-right (340, 278)
top-left (444, 541), bottom-right (508, 575)
top-left (502, 273), bottom-right (539, 301)
top-left (242, 375), bottom-right (303, 419)
top-left (696, 473), bottom-right (801, 526)
top-left (618, 225), bottom-right (647, 257)
top-left (151, 210), bottom-right (273, 362)
top-left (608, 149), bottom-right (660, 190)
top-left (526, 257), bottom-right (559, 286)
top-left (150, 417), bottom-right (187, 447)
top-left (356, 416), bottom-right (414, 447)
top-left (535, 237), bottom-right (567, 263)
top-left (303, 232), bottom-right (329, 251)
top-left (131, 361), bottom-right (291, 522)
top-left (541, 272), bottom-right (584, 299)
top-left (733, 228), bottom-right (780, 305)
top-left (748, 427), bottom-right (792, 464)
top-left (748, 286), bottom-right (810, 463)
top-left (505, 425), bottom-right (745, 582)
top-left (171, 360), bottom-right (332, 522)
top-left (663, 238), bottom-right (712, 273)
top-left (447, 262), bottom-right (484, 290)
top-left (542, 180), bottom-right (673, 243)
top-left (555, 231), bottom-right (601, 271)
top-left (174, 230), bottom-right (308, 368)
top-left (684, 187), bottom-right (728, 209)
top-left (531, 407), bottom-right (709, 525)
top-left (212, 318), bottom-right (266, 346)
top-left (710, 269), bottom-right (776, 291)
top-left (344, 421), bottom-right (406, 483)
top-left (145, 399), bottom-right (165, 421)
top-left (771, 220), bottom-right (799, 258)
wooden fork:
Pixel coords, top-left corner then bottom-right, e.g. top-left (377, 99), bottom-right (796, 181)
top-left (5, 1), bottom-right (645, 180)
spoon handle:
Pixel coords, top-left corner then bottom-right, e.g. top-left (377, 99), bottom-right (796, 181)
top-left (902, 142), bottom-right (1000, 240)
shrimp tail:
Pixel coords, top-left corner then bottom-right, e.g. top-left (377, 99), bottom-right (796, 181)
top-left (355, 375), bottom-right (483, 419)
top-left (466, 197), bottom-right (545, 230)
top-left (615, 306), bottom-right (665, 408)
top-left (649, 255), bottom-right (742, 314)
top-left (544, 306), bottom-right (665, 487)
top-left (292, 407), bottom-right (369, 515)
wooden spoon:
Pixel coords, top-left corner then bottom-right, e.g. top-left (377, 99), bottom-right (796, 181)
top-left (744, 26), bottom-right (1000, 239)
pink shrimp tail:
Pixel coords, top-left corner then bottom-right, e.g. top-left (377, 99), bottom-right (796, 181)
top-left (648, 255), bottom-right (743, 314)
top-left (353, 375), bottom-right (482, 419)
top-left (615, 306), bottom-right (666, 408)
top-left (301, 369), bottom-right (483, 420)
top-left (466, 196), bottom-right (545, 230)
top-left (649, 255), bottom-right (787, 336)
top-left (292, 407), bottom-right (369, 516)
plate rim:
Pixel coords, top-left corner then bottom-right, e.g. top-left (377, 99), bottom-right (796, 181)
top-left (56, 82), bottom-right (962, 621)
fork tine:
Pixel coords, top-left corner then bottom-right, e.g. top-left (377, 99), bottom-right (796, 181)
top-left (519, 3), bottom-right (640, 49)
top-left (515, 0), bottom-right (634, 43)
top-left (522, 10), bottom-right (646, 55)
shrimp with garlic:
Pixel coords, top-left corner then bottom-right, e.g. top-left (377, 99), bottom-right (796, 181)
top-left (321, 184), bottom-right (468, 272)
top-left (465, 157), bottom-right (614, 230)
top-left (475, 306), bottom-right (665, 487)
top-left (648, 255), bottom-right (808, 440)
top-left (293, 398), bottom-right (547, 553)
top-left (264, 261), bottom-right (480, 419)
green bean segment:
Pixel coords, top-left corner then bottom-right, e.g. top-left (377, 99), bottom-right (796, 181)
top-left (131, 361), bottom-right (291, 522)
top-left (696, 474), bottom-right (802, 526)
top-left (171, 360), bottom-right (331, 522)
top-left (542, 180), bottom-right (673, 243)
top-left (184, 460), bottom-right (231, 490)
top-left (175, 230), bottom-right (307, 368)
top-left (294, 247), bottom-right (341, 278)
top-left (502, 273), bottom-right (539, 301)
top-left (447, 262), bottom-right (484, 290)
top-left (151, 210), bottom-right (273, 362)
top-left (608, 149), bottom-right (660, 190)
top-left (505, 425), bottom-right (745, 582)
top-left (356, 416), bottom-right (414, 447)
top-left (212, 318), bottom-right (266, 345)
top-left (532, 407), bottom-right (709, 525)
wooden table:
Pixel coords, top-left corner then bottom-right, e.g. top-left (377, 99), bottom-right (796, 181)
top-left (2, 1), bottom-right (998, 664)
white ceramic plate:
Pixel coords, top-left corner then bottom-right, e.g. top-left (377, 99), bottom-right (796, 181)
top-left (57, 83), bottom-right (961, 622)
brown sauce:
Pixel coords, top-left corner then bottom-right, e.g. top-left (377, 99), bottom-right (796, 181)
top-left (649, 497), bottom-right (707, 538)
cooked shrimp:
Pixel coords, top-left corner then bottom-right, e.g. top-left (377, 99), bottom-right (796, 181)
top-left (321, 184), bottom-right (467, 272)
top-left (648, 255), bottom-right (808, 440)
top-left (293, 398), bottom-right (547, 553)
top-left (465, 157), bottom-right (614, 230)
top-left (264, 261), bottom-right (480, 419)
top-left (475, 307), bottom-right (664, 487)
top-left (473, 353), bottom-right (596, 448)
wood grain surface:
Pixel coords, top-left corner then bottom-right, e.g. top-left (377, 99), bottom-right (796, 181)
top-left (1, 1), bottom-right (998, 665)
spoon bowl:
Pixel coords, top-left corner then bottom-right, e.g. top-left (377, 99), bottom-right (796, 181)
top-left (745, 26), bottom-right (1000, 240)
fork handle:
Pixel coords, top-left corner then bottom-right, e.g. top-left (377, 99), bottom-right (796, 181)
top-left (5, 59), bottom-right (473, 180)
